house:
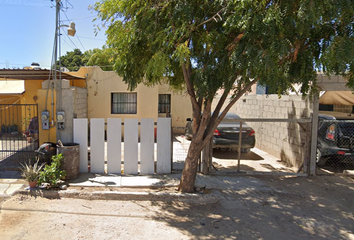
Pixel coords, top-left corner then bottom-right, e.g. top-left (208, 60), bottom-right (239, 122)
top-left (71, 66), bottom-right (192, 136)
top-left (0, 66), bottom-right (192, 146)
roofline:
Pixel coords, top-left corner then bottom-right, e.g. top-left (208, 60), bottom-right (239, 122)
top-left (0, 69), bottom-right (85, 81)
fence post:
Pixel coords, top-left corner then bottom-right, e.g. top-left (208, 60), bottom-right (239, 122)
top-left (309, 94), bottom-right (319, 175)
top-left (237, 121), bottom-right (243, 172)
top-left (124, 119), bottom-right (139, 174)
top-left (107, 118), bottom-right (121, 174)
top-left (90, 118), bottom-right (105, 174)
top-left (157, 118), bottom-right (171, 173)
top-left (140, 118), bottom-right (154, 174)
top-left (73, 118), bottom-right (88, 173)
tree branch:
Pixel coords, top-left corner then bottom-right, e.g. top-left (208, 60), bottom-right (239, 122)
top-left (205, 79), bottom-right (258, 138)
top-left (182, 63), bottom-right (200, 110)
top-left (221, 79), bottom-right (258, 118)
top-left (195, 7), bottom-right (227, 28)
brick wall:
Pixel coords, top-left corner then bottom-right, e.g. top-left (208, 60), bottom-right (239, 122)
top-left (212, 94), bottom-right (313, 168)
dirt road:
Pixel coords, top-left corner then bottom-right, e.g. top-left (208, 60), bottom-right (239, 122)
top-left (1, 175), bottom-right (354, 240)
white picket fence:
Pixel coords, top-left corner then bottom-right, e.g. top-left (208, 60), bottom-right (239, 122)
top-left (73, 118), bottom-right (171, 175)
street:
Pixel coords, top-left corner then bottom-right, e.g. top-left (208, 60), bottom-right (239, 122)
top-left (1, 175), bottom-right (354, 240)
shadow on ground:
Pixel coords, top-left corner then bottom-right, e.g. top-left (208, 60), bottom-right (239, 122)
top-left (145, 175), bottom-right (354, 240)
top-left (212, 149), bottom-right (264, 160)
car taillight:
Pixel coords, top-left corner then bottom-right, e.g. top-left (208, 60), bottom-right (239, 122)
top-left (249, 130), bottom-right (255, 136)
top-left (214, 129), bottom-right (220, 136)
top-left (326, 124), bottom-right (335, 141)
top-left (337, 150), bottom-right (346, 155)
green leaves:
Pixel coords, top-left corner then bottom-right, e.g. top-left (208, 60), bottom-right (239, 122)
top-left (20, 159), bottom-right (45, 182)
top-left (93, 0), bottom-right (354, 94)
top-left (38, 154), bottom-right (66, 188)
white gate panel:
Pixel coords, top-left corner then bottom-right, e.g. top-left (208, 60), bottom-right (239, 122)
top-left (124, 119), bottom-right (138, 174)
top-left (140, 119), bottom-right (154, 174)
top-left (73, 118), bottom-right (88, 173)
top-left (107, 118), bottom-right (121, 174)
top-left (157, 118), bottom-right (171, 174)
top-left (90, 118), bottom-right (105, 173)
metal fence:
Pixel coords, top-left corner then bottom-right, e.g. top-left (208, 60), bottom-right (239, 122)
top-left (0, 104), bottom-right (39, 171)
top-left (172, 118), bottom-right (313, 175)
top-left (316, 119), bottom-right (354, 174)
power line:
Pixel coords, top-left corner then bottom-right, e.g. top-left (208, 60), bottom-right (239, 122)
top-left (76, 36), bottom-right (106, 41)
top-left (61, 15), bottom-right (97, 22)
top-left (76, 35), bottom-right (86, 51)
top-left (62, 10), bottom-right (85, 51)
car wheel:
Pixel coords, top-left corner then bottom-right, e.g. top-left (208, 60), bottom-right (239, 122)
top-left (241, 148), bottom-right (251, 153)
top-left (316, 148), bottom-right (326, 167)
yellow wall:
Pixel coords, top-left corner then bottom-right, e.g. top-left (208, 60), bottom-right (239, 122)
top-left (0, 95), bottom-right (22, 133)
top-left (37, 88), bottom-right (57, 144)
top-left (84, 66), bottom-right (192, 132)
top-left (68, 67), bottom-right (87, 88)
top-left (23, 81), bottom-right (42, 104)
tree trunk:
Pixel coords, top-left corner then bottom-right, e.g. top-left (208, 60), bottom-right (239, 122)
top-left (201, 137), bottom-right (213, 174)
top-left (179, 139), bottom-right (203, 193)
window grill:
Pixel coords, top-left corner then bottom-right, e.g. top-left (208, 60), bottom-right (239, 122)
top-left (158, 94), bottom-right (171, 113)
top-left (111, 92), bottom-right (137, 114)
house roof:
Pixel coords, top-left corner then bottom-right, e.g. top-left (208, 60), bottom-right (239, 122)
top-left (0, 69), bottom-right (85, 81)
top-left (0, 80), bottom-right (25, 94)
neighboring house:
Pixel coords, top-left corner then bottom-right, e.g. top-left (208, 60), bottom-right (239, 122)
top-left (0, 66), bottom-right (192, 146)
top-left (0, 69), bottom-right (86, 145)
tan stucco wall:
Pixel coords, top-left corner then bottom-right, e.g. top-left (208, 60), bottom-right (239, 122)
top-left (85, 67), bottom-right (192, 133)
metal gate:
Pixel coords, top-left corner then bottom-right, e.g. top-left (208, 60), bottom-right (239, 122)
top-left (0, 104), bottom-right (39, 170)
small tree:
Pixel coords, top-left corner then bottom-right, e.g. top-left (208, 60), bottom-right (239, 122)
top-left (57, 49), bottom-right (86, 71)
top-left (94, 0), bottom-right (354, 192)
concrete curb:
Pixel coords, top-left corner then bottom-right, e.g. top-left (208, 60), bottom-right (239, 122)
top-left (14, 188), bottom-right (223, 203)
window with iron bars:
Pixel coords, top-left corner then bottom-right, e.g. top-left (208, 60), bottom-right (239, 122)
top-left (111, 92), bottom-right (137, 114)
top-left (158, 94), bottom-right (171, 113)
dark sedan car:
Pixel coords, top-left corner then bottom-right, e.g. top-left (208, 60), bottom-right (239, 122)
top-left (317, 112), bottom-right (354, 166)
top-left (185, 113), bottom-right (256, 153)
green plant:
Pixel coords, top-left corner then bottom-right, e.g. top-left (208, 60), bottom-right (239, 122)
top-left (39, 154), bottom-right (66, 188)
top-left (20, 160), bottom-right (45, 182)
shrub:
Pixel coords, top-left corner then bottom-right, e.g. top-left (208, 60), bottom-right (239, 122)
top-left (38, 153), bottom-right (66, 188)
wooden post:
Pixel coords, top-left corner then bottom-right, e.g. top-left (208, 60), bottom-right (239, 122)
top-left (237, 122), bottom-right (243, 172)
top-left (309, 94), bottom-right (319, 175)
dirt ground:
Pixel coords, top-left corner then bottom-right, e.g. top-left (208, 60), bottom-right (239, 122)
top-left (1, 175), bottom-right (354, 240)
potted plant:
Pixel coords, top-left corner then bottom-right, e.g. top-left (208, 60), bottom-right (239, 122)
top-left (20, 160), bottom-right (45, 188)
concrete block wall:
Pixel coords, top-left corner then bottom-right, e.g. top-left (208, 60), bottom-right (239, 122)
top-left (74, 87), bottom-right (88, 118)
top-left (59, 87), bottom-right (88, 143)
top-left (212, 94), bottom-right (313, 169)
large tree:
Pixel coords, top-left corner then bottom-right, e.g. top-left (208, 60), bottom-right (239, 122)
top-left (94, 0), bottom-right (354, 192)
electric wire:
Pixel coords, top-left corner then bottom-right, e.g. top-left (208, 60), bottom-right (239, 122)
top-left (63, 11), bottom-right (86, 51)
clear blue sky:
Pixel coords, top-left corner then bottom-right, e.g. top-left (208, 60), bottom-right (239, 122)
top-left (0, 0), bottom-right (107, 69)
